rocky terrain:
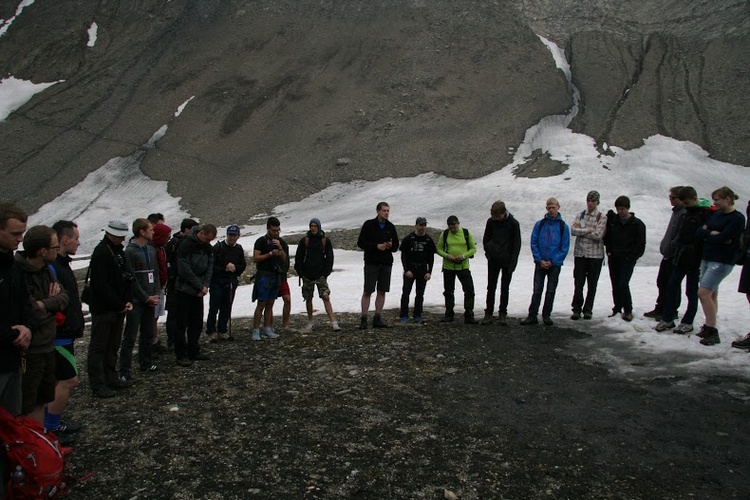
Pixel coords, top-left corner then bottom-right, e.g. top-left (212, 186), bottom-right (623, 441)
top-left (1, 0), bottom-right (748, 224)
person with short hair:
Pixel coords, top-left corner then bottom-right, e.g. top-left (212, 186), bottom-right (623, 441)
top-left (0, 203), bottom-right (32, 497)
top-left (399, 217), bottom-right (436, 324)
top-left (150, 221), bottom-right (171, 353)
top-left (603, 196), bottom-right (647, 322)
top-left (251, 217), bottom-right (288, 341)
top-left (164, 218), bottom-right (199, 350)
top-left (521, 199), bottom-right (570, 326)
top-left (15, 225), bottom-right (69, 424)
top-left (87, 220), bottom-right (134, 398)
top-left (644, 186), bottom-right (685, 320)
top-left (174, 224), bottom-right (216, 364)
top-left (295, 218), bottom-right (340, 331)
top-left (47, 220), bottom-right (84, 445)
top-left (437, 215), bottom-right (479, 324)
top-left (569, 191), bottom-right (607, 320)
top-left (482, 201), bottom-right (521, 325)
top-left (695, 187), bottom-right (745, 345)
top-left (206, 225), bottom-right (246, 341)
top-left (357, 202), bottom-right (399, 329)
top-left (119, 218), bottom-right (161, 379)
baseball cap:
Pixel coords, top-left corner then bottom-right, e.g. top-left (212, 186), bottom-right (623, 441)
top-left (227, 224), bottom-right (240, 235)
top-left (104, 220), bottom-right (129, 238)
top-left (415, 217), bottom-right (427, 225)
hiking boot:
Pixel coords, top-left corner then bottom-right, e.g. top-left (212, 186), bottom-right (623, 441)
top-left (621, 312), bottom-right (633, 322)
top-left (608, 309), bottom-right (621, 318)
top-left (731, 333), bottom-right (750, 349)
top-left (464, 316), bottom-right (479, 325)
top-left (218, 332), bottom-right (231, 341)
top-left (176, 358), bottom-right (193, 367)
top-left (359, 316), bottom-right (368, 330)
top-left (583, 313), bottom-right (592, 320)
top-left (373, 315), bottom-right (390, 328)
top-left (496, 313), bottom-right (508, 326)
top-left (55, 431), bottom-right (76, 446)
top-left (570, 312), bottom-right (581, 320)
top-left (673, 323), bottom-right (694, 335)
top-left (251, 329), bottom-right (262, 341)
top-left (643, 309), bottom-right (661, 320)
top-left (654, 320), bottom-right (676, 332)
top-left (109, 378), bottom-right (132, 390)
top-left (699, 327), bottom-right (720, 346)
top-left (414, 316), bottom-right (426, 324)
top-left (520, 316), bottom-right (538, 326)
top-left (331, 321), bottom-right (341, 331)
top-left (542, 316), bottom-right (553, 326)
top-left (190, 352), bottom-right (210, 361)
top-left (440, 315), bottom-right (454, 323)
top-left (92, 387), bottom-right (116, 399)
top-left (206, 333), bottom-right (218, 344)
top-left (696, 325), bottom-right (711, 338)
top-left (262, 327), bottom-right (280, 339)
top-left (480, 314), bottom-right (494, 325)
top-left (400, 316), bottom-right (409, 324)
top-left (303, 321), bottom-right (314, 332)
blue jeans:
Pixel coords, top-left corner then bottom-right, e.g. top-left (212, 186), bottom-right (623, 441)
top-left (528, 264), bottom-right (561, 318)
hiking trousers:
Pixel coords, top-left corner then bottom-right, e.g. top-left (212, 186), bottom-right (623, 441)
top-left (571, 257), bottom-right (603, 315)
top-left (486, 260), bottom-right (513, 316)
top-left (442, 269), bottom-right (475, 318)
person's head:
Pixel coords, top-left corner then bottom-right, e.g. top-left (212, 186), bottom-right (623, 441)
top-left (197, 224), bottom-right (217, 244)
top-left (586, 191), bottom-right (600, 212)
top-left (711, 186), bottom-right (739, 212)
top-left (180, 218), bottom-right (199, 235)
top-left (447, 215), bottom-right (460, 233)
top-left (376, 202), bottom-right (390, 221)
top-left (52, 220), bottom-right (80, 257)
top-left (490, 201), bottom-right (507, 221)
top-left (23, 225), bottom-right (58, 263)
top-left (147, 213), bottom-right (164, 225)
top-left (415, 217), bottom-right (427, 236)
top-left (151, 223), bottom-right (172, 246)
top-left (309, 218), bottom-right (321, 236)
top-left (266, 217), bottom-right (281, 239)
top-left (0, 203), bottom-right (28, 252)
top-left (669, 186), bottom-right (684, 207)
top-left (546, 198), bottom-right (560, 219)
top-left (614, 195), bottom-right (631, 218)
top-left (678, 186), bottom-right (698, 207)
top-left (132, 218), bottom-right (154, 242)
top-left (226, 224), bottom-right (240, 245)
top-left (104, 220), bottom-right (129, 245)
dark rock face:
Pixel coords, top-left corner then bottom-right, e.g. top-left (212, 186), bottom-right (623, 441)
top-left (0, 0), bottom-right (746, 223)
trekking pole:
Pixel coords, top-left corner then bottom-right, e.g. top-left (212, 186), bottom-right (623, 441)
top-left (228, 280), bottom-right (236, 337)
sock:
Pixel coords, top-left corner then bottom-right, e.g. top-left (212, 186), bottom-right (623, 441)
top-left (45, 411), bottom-right (62, 431)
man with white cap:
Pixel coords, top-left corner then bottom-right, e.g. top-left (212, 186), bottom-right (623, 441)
top-left (87, 220), bottom-right (134, 398)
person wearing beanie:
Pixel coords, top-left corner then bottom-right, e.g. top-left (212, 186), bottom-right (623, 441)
top-left (294, 218), bottom-right (340, 331)
top-left (437, 215), bottom-right (479, 324)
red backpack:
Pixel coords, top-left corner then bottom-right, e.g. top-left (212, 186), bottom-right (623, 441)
top-left (0, 407), bottom-right (68, 499)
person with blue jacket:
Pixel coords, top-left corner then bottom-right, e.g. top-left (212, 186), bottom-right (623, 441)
top-left (521, 198), bottom-right (570, 326)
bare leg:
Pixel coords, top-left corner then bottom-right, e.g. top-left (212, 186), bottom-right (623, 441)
top-left (282, 294), bottom-right (291, 327)
top-left (47, 377), bottom-right (78, 417)
top-left (698, 287), bottom-right (717, 327)
top-left (306, 299), bottom-right (314, 321)
top-left (374, 291), bottom-right (386, 315)
top-left (322, 295), bottom-right (336, 322)
top-left (361, 293), bottom-right (371, 317)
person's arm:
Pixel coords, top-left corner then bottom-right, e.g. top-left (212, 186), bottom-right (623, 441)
top-left (125, 247), bottom-right (148, 302)
top-left (235, 244), bottom-right (247, 275)
top-left (464, 231), bottom-right (477, 259)
top-left (552, 223), bottom-right (571, 266)
top-left (530, 221), bottom-right (541, 263)
top-left (510, 219), bottom-right (522, 272)
top-left (436, 231), bottom-right (448, 259)
top-left (324, 239), bottom-right (334, 276)
top-left (588, 213), bottom-right (607, 241)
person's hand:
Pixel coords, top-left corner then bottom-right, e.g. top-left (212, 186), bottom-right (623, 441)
top-left (48, 282), bottom-right (61, 297)
top-left (405, 271), bottom-right (414, 279)
top-left (121, 302), bottom-right (133, 313)
top-left (147, 295), bottom-right (160, 306)
top-left (11, 325), bottom-right (31, 349)
top-left (226, 262), bottom-right (236, 272)
top-left (424, 273), bottom-right (431, 281)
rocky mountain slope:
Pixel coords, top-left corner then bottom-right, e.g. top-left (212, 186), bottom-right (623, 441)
top-left (0, 0), bottom-right (747, 223)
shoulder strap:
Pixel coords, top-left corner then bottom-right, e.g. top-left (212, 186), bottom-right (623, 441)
top-left (442, 229), bottom-right (449, 253)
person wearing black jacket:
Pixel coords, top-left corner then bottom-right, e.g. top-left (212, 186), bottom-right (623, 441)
top-left (481, 201), bottom-right (522, 325)
top-left (47, 220), bottom-right (85, 443)
top-left (87, 220), bottom-right (134, 398)
top-left (603, 196), bottom-right (647, 322)
top-left (206, 225), bottom-right (246, 341)
top-left (164, 218), bottom-right (198, 350)
top-left (399, 217), bottom-right (436, 324)
top-left (294, 218), bottom-right (339, 331)
top-left (357, 202), bottom-right (399, 330)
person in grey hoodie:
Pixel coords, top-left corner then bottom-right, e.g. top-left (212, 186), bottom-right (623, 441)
top-left (120, 218), bottom-right (161, 381)
top-left (174, 224), bottom-right (216, 366)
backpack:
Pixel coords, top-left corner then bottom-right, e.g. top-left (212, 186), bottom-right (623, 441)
top-left (302, 236), bottom-right (327, 262)
top-left (0, 407), bottom-right (68, 499)
top-left (441, 228), bottom-right (474, 258)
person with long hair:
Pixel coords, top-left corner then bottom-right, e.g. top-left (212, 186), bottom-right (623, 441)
top-left (695, 187), bottom-right (746, 346)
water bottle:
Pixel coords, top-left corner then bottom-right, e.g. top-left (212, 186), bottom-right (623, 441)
top-left (11, 465), bottom-right (25, 485)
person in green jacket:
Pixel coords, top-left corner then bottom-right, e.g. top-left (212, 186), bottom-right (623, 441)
top-left (436, 215), bottom-right (479, 324)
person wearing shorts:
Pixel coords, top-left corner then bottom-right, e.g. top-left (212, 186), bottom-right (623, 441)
top-left (251, 217), bottom-right (288, 341)
top-left (695, 186), bottom-right (746, 346)
top-left (295, 218), bottom-right (340, 331)
top-left (357, 202), bottom-right (399, 330)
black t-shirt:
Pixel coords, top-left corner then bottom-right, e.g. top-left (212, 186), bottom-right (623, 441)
top-left (254, 235), bottom-right (289, 275)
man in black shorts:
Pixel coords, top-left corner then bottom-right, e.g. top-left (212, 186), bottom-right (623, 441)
top-left (357, 202), bottom-right (399, 329)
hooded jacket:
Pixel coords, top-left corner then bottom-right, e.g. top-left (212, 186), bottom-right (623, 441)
top-left (357, 217), bottom-right (399, 266)
top-left (88, 235), bottom-right (133, 315)
top-left (15, 252), bottom-right (69, 354)
top-left (175, 228), bottom-right (214, 295)
top-left (603, 211), bottom-right (647, 261)
top-left (295, 230), bottom-right (334, 280)
top-left (482, 213), bottom-right (521, 271)
top-left (530, 213), bottom-right (570, 267)
top-left (51, 253), bottom-right (84, 340)
top-left (125, 239), bottom-right (161, 302)
top-left (151, 223), bottom-right (171, 286)
top-left (211, 240), bottom-right (247, 284)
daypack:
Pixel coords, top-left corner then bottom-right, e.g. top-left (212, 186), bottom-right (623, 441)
top-left (302, 236), bottom-right (327, 262)
top-left (0, 407), bottom-right (68, 499)
top-left (441, 228), bottom-right (474, 258)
